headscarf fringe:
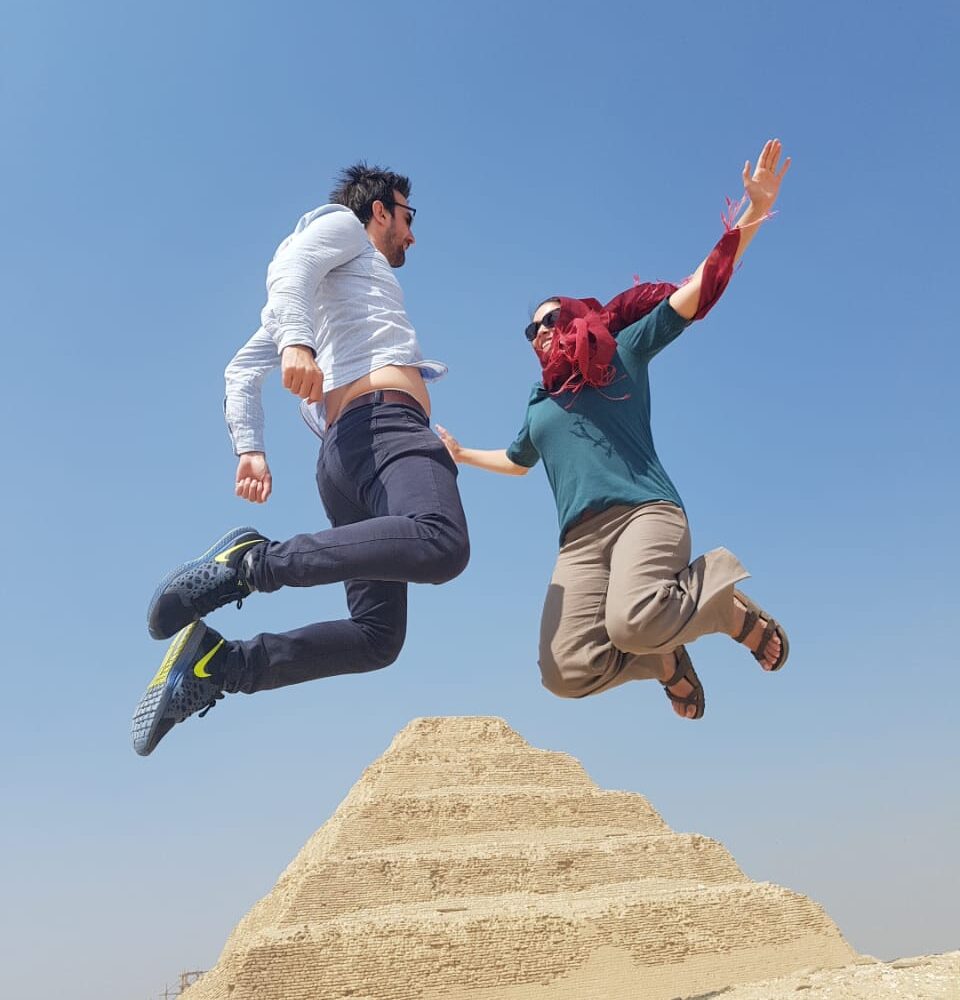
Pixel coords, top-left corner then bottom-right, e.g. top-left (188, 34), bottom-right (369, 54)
top-left (538, 195), bottom-right (769, 393)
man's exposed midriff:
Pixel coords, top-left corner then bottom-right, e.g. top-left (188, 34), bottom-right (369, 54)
top-left (325, 365), bottom-right (431, 428)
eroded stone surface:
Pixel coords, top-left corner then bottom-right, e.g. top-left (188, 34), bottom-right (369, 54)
top-left (183, 717), bottom-right (861, 1000)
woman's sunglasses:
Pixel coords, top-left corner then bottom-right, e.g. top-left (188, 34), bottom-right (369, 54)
top-left (524, 308), bottom-right (560, 342)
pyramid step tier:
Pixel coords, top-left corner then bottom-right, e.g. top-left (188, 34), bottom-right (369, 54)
top-left (327, 787), bottom-right (669, 851)
top-left (194, 880), bottom-right (853, 1000)
top-left (359, 748), bottom-right (597, 794)
top-left (278, 832), bottom-right (747, 923)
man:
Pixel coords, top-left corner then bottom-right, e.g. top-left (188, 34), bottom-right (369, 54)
top-left (132, 164), bottom-right (470, 756)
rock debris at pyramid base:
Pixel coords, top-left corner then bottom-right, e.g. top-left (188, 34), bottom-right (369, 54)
top-left (182, 717), bottom-right (861, 1000)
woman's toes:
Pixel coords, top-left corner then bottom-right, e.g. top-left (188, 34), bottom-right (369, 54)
top-left (666, 676), bottom-right (693, 717)
top-left (673, 698), bottom-right (694, 720)
top-left (761, 634), bottom-right (781, 670)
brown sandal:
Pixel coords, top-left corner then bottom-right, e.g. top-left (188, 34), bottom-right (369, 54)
top-left (660, 646), bottom-right (705, 720)
top-left (733, 589), bottom-right (790, 672)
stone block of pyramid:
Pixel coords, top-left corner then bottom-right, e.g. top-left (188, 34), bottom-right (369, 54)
top-left (183, 717), bottom-right (856, 1000)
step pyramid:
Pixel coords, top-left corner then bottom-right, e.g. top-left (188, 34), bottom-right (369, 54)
top-left (184, 717), bottom-right (856, 1000)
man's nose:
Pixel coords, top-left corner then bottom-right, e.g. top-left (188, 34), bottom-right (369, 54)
top-left (406, 232), bottom-right (416, 248)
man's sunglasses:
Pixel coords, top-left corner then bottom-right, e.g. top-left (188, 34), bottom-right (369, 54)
top-left (384, 201), bottom-right (416, 226)
top-left (524, 308), bottom-right (560, 342)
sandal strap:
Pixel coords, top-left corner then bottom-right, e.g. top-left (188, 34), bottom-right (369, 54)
top-left (660, 648), bottom-right (705, 719)
top-left (752, 618), bottom-right (782, 666)
top-left (662, 661), bottom-right (687, 689)
top-left (736, 591), bottom-right (789, 672)
top-left (661, 647), bottom-right (692, 688)
top-left (733, 608), bottom-right (759, 644)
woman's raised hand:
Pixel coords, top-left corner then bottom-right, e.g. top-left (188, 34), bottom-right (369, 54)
top-left (742, 138), bottom-right (791, 215)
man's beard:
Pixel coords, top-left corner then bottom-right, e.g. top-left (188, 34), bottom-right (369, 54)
top-left (384, 234), bottom-right (406, 268)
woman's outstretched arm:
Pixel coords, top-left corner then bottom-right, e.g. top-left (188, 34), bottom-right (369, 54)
top-left (669, 138), bottom-right (791, 320)
top-left (436, 425), bottom-right (530, 476)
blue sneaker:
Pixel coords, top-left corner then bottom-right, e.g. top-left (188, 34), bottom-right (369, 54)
top-left (132, 622), bottom-right (227, 756)
top-left (147, 527), bottom-right (266, 640)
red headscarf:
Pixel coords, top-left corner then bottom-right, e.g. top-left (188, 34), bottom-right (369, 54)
top-left (535, 225), bottom-right (742, 396)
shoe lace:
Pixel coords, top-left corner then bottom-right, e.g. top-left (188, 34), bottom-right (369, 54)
top-left (232, 560), bottom-right (254, 611)
top-left (195, 572), bottom-right (251, 616)
top-left (198, 691), bottom-right (225, 719)
top-left (235, 550), bottom-right (255, 610)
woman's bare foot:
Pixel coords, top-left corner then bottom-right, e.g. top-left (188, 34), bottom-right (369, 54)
top-left (729, 595), bottom-right (783, 671)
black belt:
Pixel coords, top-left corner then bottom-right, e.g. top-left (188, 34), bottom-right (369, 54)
top-left (332, 389), bottom-right (426, 426)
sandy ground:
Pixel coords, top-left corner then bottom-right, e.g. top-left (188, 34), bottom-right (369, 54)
top-left (715, 950), bottom-right (960, 1000)
top-left (430, 947), bottom-right (960, 1000)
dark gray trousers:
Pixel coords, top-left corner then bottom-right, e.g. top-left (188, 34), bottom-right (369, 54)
top-left (221, 396), bottom-right (469, 694)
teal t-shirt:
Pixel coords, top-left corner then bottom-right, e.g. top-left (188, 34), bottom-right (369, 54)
top-left (506, 298), bottom-right (690, 542)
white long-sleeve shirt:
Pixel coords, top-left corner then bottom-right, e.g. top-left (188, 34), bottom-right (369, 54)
top-left (224, 204), bottom-right (446, 454)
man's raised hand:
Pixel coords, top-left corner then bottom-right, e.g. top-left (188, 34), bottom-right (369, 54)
top-left (743, 138), bottom-right (791, 215)
top-left (281, 345), bottom-right (324, 404)
top-left (236, 452), bottom-right (273, 504)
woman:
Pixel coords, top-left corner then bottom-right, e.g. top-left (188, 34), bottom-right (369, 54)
top-left (438, 140), bottom-right (791, 720)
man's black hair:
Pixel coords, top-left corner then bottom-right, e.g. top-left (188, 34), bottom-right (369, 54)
top-left (330, 162), bottom-right (412, 225)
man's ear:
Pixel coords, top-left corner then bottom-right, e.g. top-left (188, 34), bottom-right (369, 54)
top-left (370, 200), bottom-right (388, 225)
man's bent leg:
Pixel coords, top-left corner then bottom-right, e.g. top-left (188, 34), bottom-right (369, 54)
top-left (224, 578), bottom-right (407, 693)
top-left (246, 404), bottom-right (470, 593)
top-left (224, 428), bottom-right (413, 695)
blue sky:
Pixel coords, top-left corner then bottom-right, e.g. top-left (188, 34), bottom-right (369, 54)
top-left (2, 1), bottom-right (958, 997)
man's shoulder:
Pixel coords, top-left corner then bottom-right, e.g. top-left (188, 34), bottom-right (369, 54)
top-left (276, 204), bottom-right (368, 257)
top-left (292, 203), bottom-right (359, 234)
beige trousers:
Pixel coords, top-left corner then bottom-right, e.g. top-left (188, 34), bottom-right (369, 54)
top-left (538, 502), bottom-right (749, 698)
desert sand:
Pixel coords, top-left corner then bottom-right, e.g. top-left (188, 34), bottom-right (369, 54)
top-left (182, 717), bottom-right (957, 1000)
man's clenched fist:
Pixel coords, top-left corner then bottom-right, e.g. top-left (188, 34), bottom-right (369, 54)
top-left (281, 345), bottom-right (324, 403)
top-left (236, 452), bottom-right (273, 504)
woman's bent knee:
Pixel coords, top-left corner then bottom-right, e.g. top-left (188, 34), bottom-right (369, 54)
top-left (606, 588), bottom-right (679, 653)
top-left (540, 672), bottom-right (588, 699)
top-left (539, 653), bottom-right (595, 700)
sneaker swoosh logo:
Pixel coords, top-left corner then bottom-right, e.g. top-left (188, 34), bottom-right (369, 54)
top-left (194, 639), bottom-right (225, 679)
top-left (213, 539), bottom-right (262, 564)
